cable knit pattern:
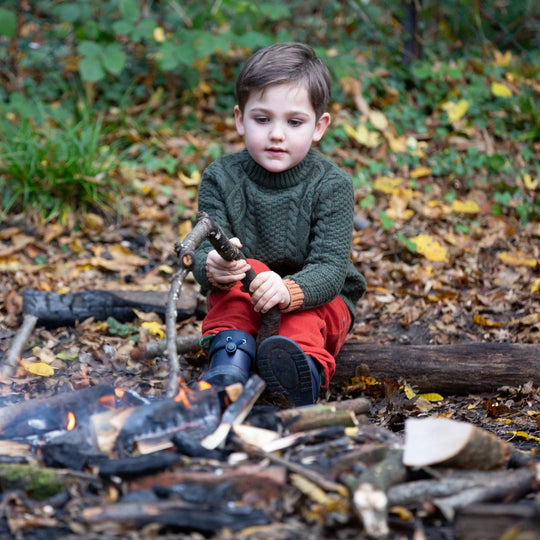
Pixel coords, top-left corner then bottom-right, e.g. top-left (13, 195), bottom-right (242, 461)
top-left (193, 148), bottom-right (366, 322)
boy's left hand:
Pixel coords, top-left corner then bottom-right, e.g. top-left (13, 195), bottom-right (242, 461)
top-left (249, 271), bottom-right (290, 313)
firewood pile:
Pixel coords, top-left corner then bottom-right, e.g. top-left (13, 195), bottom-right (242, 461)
top-left (0, 377), bottom-right (538, 540)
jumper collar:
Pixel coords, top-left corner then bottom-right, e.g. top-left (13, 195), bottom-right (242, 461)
top-left (242, 149), bottom-right (316, 189)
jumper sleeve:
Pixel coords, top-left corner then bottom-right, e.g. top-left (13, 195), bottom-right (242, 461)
top-left (192, 163), bottom-right (236, 292)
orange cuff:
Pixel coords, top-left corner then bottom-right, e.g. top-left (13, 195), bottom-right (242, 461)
top-left (281, 279), bottom-right (304, 313)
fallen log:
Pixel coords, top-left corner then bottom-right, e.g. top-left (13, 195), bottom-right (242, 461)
top-left (134, 337), bottom-right (540, 394)
top-left (333, 341), bottom-right (540, 393)
top-left (21, 287), bottom-right (200, 327)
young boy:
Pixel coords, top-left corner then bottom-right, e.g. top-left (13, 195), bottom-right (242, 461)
top-left (192, 42), bottom-right (366, 407)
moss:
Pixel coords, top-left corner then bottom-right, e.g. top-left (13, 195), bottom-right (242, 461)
top-left (0, 464), bottom-right (65, 500)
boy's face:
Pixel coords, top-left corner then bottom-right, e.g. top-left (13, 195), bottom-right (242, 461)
top-left (234, 83), bottom-right (330, 173)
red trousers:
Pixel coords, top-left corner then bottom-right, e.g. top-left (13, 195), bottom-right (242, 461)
top-left (201, 259), bottom-right (351, 388)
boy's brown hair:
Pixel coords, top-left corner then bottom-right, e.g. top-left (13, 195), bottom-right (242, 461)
top-left (235, 42), bottom-right (331, 120)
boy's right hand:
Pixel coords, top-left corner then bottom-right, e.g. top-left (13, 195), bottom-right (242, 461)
top-left (205, 237), bottom-right (251, 286)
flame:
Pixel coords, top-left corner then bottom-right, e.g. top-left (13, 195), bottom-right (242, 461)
top-left (174, 388), bottom-right (191, 407)
top-left (66, 411), bottom-right (76, 431)
top-left (115, 388), bottom-right (125, 399)
top-left (198, 381), bottom-right (212, 390)
top-left (98, 395), bottom-right (116, 410)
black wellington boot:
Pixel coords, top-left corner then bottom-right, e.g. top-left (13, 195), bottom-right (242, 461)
top-left (256, 336), bottom-right (321, 407)
top-left (202, 330), bottom-right (256, 388)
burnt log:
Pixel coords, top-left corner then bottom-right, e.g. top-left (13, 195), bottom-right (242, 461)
top-left (334, 341), bottom-right (540, 393)
top-left (21, 287), bottom-right (200, 327)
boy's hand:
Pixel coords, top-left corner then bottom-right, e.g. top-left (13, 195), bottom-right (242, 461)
top-left (249, 271), bottom-right (290, 313)
top-left (206, 237), bottom-right (251, 285)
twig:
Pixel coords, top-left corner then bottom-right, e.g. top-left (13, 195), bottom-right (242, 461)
top-left (166, 212), bottom-right (281, 397)
top-left (1, 313), bottom-right (38, 378)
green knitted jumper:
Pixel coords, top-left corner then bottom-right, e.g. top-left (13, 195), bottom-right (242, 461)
top-left (193, 148), bottom-right (366, 322)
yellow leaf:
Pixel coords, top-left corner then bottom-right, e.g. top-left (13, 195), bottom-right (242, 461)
top-left (179, 170), bottom-right (201, 187)
top-left (498, 251), bottom-right (537, 268)
top-left (386, 132), bottom-right (408, 153)
top-left (368, 110), bottom-right (389, 131)
top-left (22, 360), bottom-right (55, 377)
top-left (386, 193), bottom-right (415, 221)
top-left (491, 81), bottom-right (512, 98)
top-left (344, 123), bottom-right (381, 148)
top-left (141, 321), bottom-right (165, 339)
top-left (153, 27), bottom-right (166, 42)
top-left (419, 392), bottom-right (444, 402)
top-left (531, 277), bottom-right (540, 293)
top-left (158, 264), bottom-right (173, 274)
top-left (373, 176), bottom-right (404, 194)
top-left (442, 99), bottom-right (469, 123)
top-left (403, 385), bottom-right (417, 399)
top-left (507, 431), bottom-right (540, 443)
top-left (452, 199), bottom-right (480, 214)
top-left (523, 173), bottom-right (539, 190)
top-left (83, 212), bottom-right (105, 231)
top-left (410, 235), bottom-right (449, 263)
top-left (410, 166), bottom-right (431, 179)
top-left (493, 50), bottom-right (512, 67)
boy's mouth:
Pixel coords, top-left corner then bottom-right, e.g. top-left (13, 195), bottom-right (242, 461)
top-left (266, 147), bottom-right (286, 155)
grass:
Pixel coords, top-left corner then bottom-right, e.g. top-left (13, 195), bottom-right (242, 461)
top-left (0, 112), bottom-right (124, 221)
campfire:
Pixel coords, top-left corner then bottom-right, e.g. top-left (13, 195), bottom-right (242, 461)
top-left (0, 375), bottom-right (537, 539)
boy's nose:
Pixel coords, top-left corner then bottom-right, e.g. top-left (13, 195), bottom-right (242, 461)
top-left (269, 124), bottom-right (285, 141)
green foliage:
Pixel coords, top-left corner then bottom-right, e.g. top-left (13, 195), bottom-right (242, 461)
top-left (0, 110), bottom-right (123, 220)
top-left (0, 0), bottom-right (539, 221)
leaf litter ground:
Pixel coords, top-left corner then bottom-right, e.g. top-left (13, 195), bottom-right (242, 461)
top-left (0, 100), bottom-right (539, 538)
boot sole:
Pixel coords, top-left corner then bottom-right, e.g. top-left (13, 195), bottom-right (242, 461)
top-left (256, 336), bottom-right (314, 407)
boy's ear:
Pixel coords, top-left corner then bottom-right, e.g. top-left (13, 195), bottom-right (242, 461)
top-left (312, 112), bottom-right (331, 142)
top-left (234, 105), bottom-right (245, 136)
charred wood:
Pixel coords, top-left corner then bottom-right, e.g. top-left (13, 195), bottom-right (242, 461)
top-left (97, 451), bottom-right (183, 478)
top-left (21, 288), bottom-right (200, 328)
top-left (455, 500), bottom-right (540, 540)
top-left (82, 499), bottom-right (270, 533)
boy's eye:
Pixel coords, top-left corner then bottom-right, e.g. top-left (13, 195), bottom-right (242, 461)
top-left (288, 119), bottom-right (303, 127)
top-left (255, 116), bottom-right (269, 124)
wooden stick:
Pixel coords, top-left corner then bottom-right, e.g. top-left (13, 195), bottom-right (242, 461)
top-left (200, 374), bottom-right (266, 450)
top-left (1, 313), bottom-right (37, 378)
